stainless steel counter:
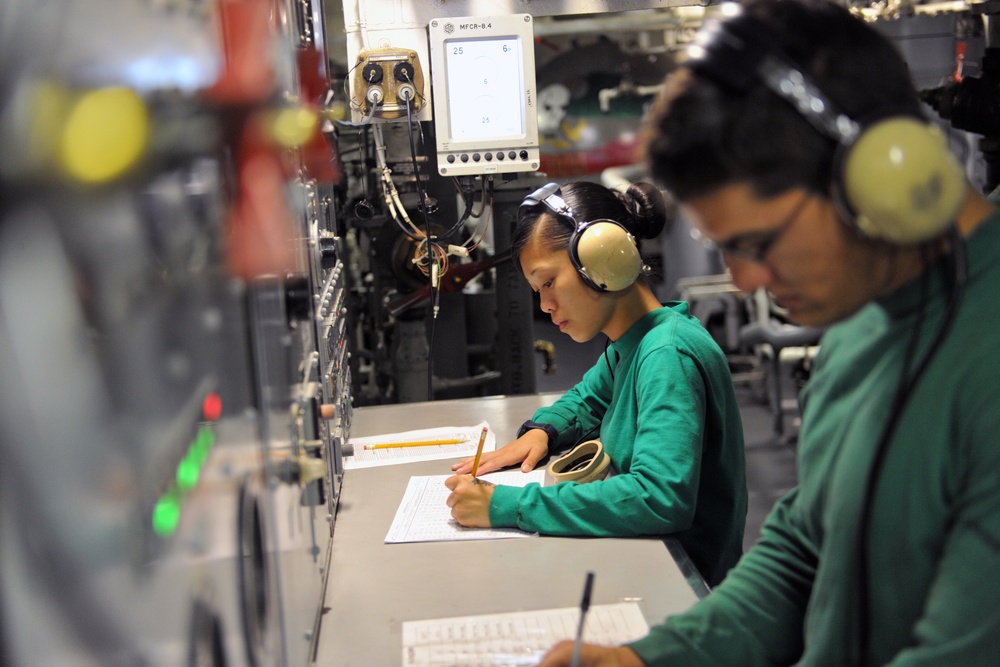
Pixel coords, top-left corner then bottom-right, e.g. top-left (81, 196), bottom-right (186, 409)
top-left (314, 393), bottom-right (703, 665)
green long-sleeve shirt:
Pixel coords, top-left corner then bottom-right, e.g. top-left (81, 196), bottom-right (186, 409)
top-left (490, 303), bottom-right (747, 587)
top-left (630, 211), bottom-right (1000, 665)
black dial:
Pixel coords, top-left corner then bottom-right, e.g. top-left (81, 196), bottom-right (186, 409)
top-left (393, 61), bottom-right (415, 83)
top-left (362, 62), bottom-right (383, 84)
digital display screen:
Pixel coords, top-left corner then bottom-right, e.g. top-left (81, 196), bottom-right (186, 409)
top-left (428, 14), bottom-right (539, 175)
top-left (444, 37), bottom-right (524, 141)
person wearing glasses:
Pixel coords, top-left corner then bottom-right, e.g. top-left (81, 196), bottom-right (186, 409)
top-left (445, 179), bottom-right (748, 588)
top-left (539, 0), bottom-right (1000, 665)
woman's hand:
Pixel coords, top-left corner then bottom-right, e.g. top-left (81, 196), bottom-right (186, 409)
top-left (537, 641), bottom-right (645, 667)
top-left (450, 429), bottom-right (550, 475)
top-left (444, 475), bottom-right (496, 527)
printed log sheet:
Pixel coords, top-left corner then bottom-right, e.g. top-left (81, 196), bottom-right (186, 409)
top-left (385, 469), bottom-right (546, 543)
top-left (402, 602), bottom-right (650, 666)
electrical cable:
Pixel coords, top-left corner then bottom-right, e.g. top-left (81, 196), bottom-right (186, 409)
top-left (603, 336), bottom-right (620, 382)
top-left (411, 238), bottom-right (449, 279)
top-left (432, 261), bottom-right (442, 319)
top-left (372, 123), bottom-right (424, 240)
top-left (445, 177), bottom-right (477, 237)
top-left (334, 103), bottom-right (375, 128)
top-left (470, 177), bottom-right (490, 219)
top-left (464, 191), bottom-right (495, 253)
top-left (401, 85), bottom-right (438, 398)
top-left (442, 176), bottom-right (494, 243)
top-left (855, 226), bottom-right (967, 664)
top-left (561, 339), bottom-right (618, 450)
top-left (402, 91), bottom-right (442, 285)
top-left (403, 88), bottom-right (433, 238)
top-left (341, 58), bottom-right (365, 113)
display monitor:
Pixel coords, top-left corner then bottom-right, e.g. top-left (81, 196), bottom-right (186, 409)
top-left (428, 14), bottom-right (540, 176)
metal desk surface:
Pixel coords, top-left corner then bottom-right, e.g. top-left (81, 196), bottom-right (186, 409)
top-left (314, 393), bottom-right (702, 665)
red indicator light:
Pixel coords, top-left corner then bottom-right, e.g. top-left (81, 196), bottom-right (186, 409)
top-left (202, 392), bottom-right (223, 421)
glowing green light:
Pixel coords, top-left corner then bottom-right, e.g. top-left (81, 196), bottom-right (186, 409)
top-left (194, 426), bottom-right (215, 464)
top-left (152, 492), bottom-right (181, 537)
top-left (176, 454), bottom-right (200, 491)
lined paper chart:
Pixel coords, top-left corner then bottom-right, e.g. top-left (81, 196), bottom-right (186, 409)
top-left (344, 421), bottom-right (495, 469)
top-left (402, 602), bottom-right (650, 666)
top-left (385, 469), bottom-right (546, 543)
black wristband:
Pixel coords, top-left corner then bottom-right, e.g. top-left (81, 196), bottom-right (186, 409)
top-left (517, 420), bottom-right (558, 448)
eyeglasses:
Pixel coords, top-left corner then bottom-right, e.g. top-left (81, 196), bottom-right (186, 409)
top-left (697, 193), bottom-right (811, 264)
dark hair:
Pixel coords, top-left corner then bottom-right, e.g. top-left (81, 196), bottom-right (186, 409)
top-left (511, 180), bottom-right (668, 273)
top-left (642, 0), bottom-right (924, 201)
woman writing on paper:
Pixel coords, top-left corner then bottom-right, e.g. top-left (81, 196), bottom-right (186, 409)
top-left (445, 181), bottom-right (747, 587)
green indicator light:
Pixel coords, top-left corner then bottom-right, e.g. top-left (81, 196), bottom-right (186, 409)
top-left (176, 454), bottom-right (200, 491)
top-left (152, 492), bottom-right (181, 537)
top-left (195, 427), bottom-right (215, 463)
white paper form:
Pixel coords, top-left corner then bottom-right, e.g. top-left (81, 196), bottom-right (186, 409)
top-left (401, 601), bottom-right (650, 667)
top-left (385, 469), bottom-right (546, 543)
top-left (344, 421), bottom-right (496, 470)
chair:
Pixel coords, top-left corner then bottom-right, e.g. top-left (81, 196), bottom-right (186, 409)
top-left (739, 289), bottom-right (823, 439)
top-left (676, 273), bottom-right (765, 388)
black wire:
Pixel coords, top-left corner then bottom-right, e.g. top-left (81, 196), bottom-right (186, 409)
top-left (403, 93), bottom-right (436, 400)
top-left (341, 59), bottom-right (363, 110)
top-left (568, 338), bottom-right (620, 449)
top-left (442, 177), bottom-right (491, 242)
top-left (573, 421), bottom-right (602, 448)
top-left (443, 177), bottom-right (477, 240)
top-left (402, 83), bottom-right (430, 238)
top-left (855, 227), bottom-right (967, 664)
top-left (603, 336), bottom-right (619, 381)
top-left (472, 177), bottom-right (491, 219)
top-left (357, 124), bottom-right (373, 201)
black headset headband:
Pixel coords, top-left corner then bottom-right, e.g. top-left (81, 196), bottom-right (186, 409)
top-left (685, 4), bottom-right (860, 145)
top-left (519, 182), bottom-right (597, 229)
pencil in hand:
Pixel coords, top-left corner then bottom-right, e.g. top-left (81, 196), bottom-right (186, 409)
top-left (570, 571), bottom-right (595, 667)
top-left (470, 426), bottom-right (488, 482)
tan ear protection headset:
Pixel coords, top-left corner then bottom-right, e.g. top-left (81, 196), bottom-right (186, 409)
top-left (685, 2), bottom-right (966, 244)
top-left (544, 440), bottom-right (612, 486)
top-left (519, 182), bottom-right (647, 291)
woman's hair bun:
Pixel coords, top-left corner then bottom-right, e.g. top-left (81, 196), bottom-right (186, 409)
top-left (620, 182), bottom-right (672, 239)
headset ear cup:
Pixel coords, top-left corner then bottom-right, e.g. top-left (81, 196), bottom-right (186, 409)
top-left (840, 118), bottom-right (966, 243)
top-left (570, 221), bottom-right (643, 292)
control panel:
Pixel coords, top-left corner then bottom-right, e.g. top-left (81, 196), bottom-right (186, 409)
top-left (428, 14), bottom-right (540, 176)
top-left (352, 46), bottom-right (425, 119)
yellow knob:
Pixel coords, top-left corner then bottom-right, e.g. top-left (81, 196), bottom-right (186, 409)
top-left (59, 87), bottom-right (149, 184)
top-left (323, 99), bottom-right (348, 122)
top-left (270, 106), bottom-right (319, 148)
top-left (298, 456), bottom-right (327, 484)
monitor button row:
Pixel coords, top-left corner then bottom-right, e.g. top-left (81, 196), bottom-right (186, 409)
top-left (446, 150), bottom-right (531, 164)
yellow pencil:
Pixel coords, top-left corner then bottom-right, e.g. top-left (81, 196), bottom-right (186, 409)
top-left (363, 438), bottom-right (467, 450)
top-left (470, 426), bottom-right (489, 481)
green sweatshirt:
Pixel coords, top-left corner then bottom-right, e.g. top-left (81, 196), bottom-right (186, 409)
top-left (630, 211), bottom-right (1000, 665)
top-left (490, 302), bottom-right (747, 587)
